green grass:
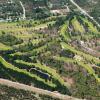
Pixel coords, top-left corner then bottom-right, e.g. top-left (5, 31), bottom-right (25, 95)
top-left (0, 43), bottom-right (12, 51)
top-left (17, 39), bottom-right (59, 56)
top-left (60, 21), bottom-right (70, 41)
top-left (71, 17), bottom-right (85, 33)
top-left (82, 17), bottom-right (99, 33)
top-left (0, 21), bottom-right (55, 33)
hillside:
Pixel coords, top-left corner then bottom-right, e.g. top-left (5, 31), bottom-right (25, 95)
top-left (74, 0), bottom-right (100, 24)
top-left (0, 0), bottom-right (69, 21)
top-left (0, 0), bottom-right (100, 100)
top-left (0, 12), bottom-right (100, 99)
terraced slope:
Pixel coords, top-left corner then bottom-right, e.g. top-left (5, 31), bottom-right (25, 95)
top-left (0, 13), bottom-right (100, 100)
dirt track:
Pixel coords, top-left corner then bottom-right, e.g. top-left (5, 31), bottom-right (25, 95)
top-left (0, 78), bottom-right (83, 100)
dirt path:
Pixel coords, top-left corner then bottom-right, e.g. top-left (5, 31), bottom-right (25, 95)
top-left (0, 78), bottom-right (83, 100)
top-left (19, 1), bottom-right (26, 20)
top-left (70, 0), bottom-right (100, 28)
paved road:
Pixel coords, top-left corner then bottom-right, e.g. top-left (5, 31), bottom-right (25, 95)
top-left (0, 78), bottom-right (83, 100)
